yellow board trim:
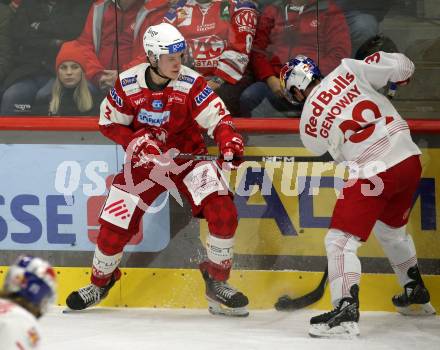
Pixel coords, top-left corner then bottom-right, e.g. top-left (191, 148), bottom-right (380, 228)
top-left (1, 267), bottom-right (438, 312)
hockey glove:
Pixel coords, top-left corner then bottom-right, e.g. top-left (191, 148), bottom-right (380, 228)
top-left (127, 128), bottom-right (164, 169)
top-left (214, 118), bottom-right (244, 169)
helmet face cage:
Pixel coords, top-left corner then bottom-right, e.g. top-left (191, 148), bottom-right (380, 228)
top-left (4, 255), bottom-right (56, 314)
top-left (280, 55), bottom-right (321, 103)
top-left (143, 23), bottom-right (186, 66)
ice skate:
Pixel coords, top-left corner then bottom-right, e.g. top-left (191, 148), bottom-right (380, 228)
top-left (309, 284), bottom-right (360, 339)
top-left (199, 263), bottom-right (249, 317)
top-left (393, 265), bottom-right (436, 316)
top-left (65, 270), bottom-right (120, 311)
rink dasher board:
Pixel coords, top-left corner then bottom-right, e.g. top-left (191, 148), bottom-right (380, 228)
top-left (0, 267), bottom-right (438, 312)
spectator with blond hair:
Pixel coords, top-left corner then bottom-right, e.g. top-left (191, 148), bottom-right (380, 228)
top-left (0, 0), bottom-right (92, 115)
top-left (44, 41), bottom-right (98, 116)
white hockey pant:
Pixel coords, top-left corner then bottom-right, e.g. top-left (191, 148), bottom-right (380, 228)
top-left (373, 220), bottom-right (417, 287)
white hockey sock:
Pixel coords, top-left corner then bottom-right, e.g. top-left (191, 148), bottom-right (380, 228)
top-left (325, 229), bottom-right (362, 307)
top-left (206, 234), bottom-right (234, 270)
top-left (373, 220), bottom-right (417, 287)
top-left (92, 246), bottom-right (123, 280)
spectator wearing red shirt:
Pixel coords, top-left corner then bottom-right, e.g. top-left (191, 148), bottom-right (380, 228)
top-left (166, 0), bottom-right (258, 117)
top-left (240, 0), bottom-right (351, 117)
top-left (77, 0), bottom-right (171, 93)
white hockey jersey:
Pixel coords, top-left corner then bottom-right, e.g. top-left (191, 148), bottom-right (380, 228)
top-left (299, 51), bottom-right (421, 178)
top-left (0, 298), bottom-right (41, 350)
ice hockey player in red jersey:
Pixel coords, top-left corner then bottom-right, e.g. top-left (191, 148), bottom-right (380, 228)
top-left (280, 53), bottom-right (436, 337)
top-left (66, 22), bottom-right (249, 317)
top-left (0, 255), bottom-right (57, 350)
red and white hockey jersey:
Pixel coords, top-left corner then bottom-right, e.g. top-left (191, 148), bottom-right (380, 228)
top-left (166, 0), bottom-right (258, 84)
top-left (99, 62), bottom-right (232, 153)
top-left (0, 298), bottom-right (41, 350)
top-left (300, 51), bottom-right (421, 178)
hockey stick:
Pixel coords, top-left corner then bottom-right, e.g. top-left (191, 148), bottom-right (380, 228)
top-left (178, 151), bottom-right (331, 310)
top-left (133, 152), bottom-right (332, 169)
top-left (176, 153), bottom-right (333, 163)
top-left (271, 75), bottom-right (396, 313)
top-left (275, 266), bottom-right (328, 311)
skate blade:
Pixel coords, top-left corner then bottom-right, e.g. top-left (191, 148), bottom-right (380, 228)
top-left (207, 298), bottom-right (249, 317)
top-left (396, 302), bottom-right (436, 316)
top-left (62, 308), bottom-right (83, 314)
top-left (309, 322), bottom-right (360, 339)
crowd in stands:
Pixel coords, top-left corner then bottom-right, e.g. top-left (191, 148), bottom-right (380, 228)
top-left (0, 0), bottom-right (403, 118)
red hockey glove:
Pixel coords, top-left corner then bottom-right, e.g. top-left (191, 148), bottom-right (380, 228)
top-left (214, 119), bottom-right (244, 169)
top-left (127, 128), bottom-right (163, 169)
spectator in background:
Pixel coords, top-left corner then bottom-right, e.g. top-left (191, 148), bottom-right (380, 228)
top-left (240, 0), bottom-right (351, 117)
top-left (7, 0), bottom-right (21, 12)
top-left (0, 2), bottom-right (12, 89)
top-left (334, 0), bottom-right (396, 56)
top-left (77, 0), bottom-right (171, 94)
top-left (0, 0), bottom-right (21, 112)
top-left (166, 0), bottom-right (258, 117)
top-left (33, 41), bottom-right (98, 116)
top-left (0, 255), bottom-right (57, 350)
top-left (0, 0), bottom-right (92, 115)
top-left (0, 0), bottom-right (21, 12)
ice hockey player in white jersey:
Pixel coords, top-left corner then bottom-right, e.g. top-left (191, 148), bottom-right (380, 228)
top-left (280, 52), bottom-right (436, 338)
top-left (0, 255), bottom-right (57, 349)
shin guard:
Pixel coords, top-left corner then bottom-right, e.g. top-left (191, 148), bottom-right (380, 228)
top-left (325, 229), bottom-right (362, 307)
top-left (91, 246), bottom-right (123, 287)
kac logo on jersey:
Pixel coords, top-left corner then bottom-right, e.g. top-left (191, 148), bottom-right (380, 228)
top-left (195, 86), bottom-right (213, 106)
top-left (121, 76), bottom-right (137, 87)
top-left (178, 74), bottom-right (195, 84)
top-left (137, 109), bottom-right (170, 126)
top-left (110, 88), bottom-right (123, 107)
top-left (235, 9), bottom-right (258, 30)
top-left (152, 100), bottom-right (163, 110)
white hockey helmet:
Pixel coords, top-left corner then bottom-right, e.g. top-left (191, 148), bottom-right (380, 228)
top-left (143, 23), bottom-right (186, 65)
top-left (3, 255), bottom-right (57, 316)
top-left (280, 55), bottom-right (322, 104)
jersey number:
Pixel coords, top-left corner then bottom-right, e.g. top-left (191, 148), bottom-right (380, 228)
top-left (214, 102), bottom-right (226, 116)
top-left (339, 100), bottom-right (393, 143)
top-left (364, 52), bottom-right (380, 64)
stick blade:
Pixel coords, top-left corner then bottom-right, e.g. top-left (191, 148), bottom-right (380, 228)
top-left (275, 268), bottom-right (328, 311)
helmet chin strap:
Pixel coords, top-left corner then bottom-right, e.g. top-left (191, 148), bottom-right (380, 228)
top-left (151, 64), bottom-right (172, 80)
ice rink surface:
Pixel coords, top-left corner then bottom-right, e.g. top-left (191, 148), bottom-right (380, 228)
top-left (40, 307), bottom-right (439, 350)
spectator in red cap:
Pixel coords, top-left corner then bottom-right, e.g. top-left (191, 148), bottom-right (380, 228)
top-left (34, 41), bottom-right (98, 116)
top-left (0, 0), bottom-right (93, 115)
